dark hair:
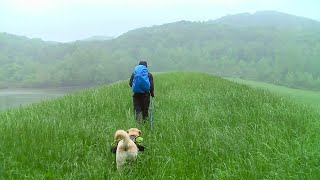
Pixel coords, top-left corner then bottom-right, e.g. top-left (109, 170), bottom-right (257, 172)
top-left (139, 61), bottom-right (147, 67)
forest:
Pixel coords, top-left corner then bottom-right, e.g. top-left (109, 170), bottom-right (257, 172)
top-left (1, 11), bottom-right (320, 90)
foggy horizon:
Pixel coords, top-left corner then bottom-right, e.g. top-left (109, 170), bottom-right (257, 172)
top-left (1, 0), bottom-right (320, 42)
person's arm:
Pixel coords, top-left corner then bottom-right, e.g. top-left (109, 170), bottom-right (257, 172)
top-left (129, 73), bottom-right (134, 87)
top-left (149, 73), bottom-right (154, 97)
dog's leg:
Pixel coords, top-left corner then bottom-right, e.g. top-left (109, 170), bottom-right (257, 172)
top-left (116, 154), bottom-right (126, 170)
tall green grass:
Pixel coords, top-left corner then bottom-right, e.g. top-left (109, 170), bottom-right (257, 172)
top-left (1, 72), bottom-right (319, 179)
top-left (228, 78), bottom-right (320, 110)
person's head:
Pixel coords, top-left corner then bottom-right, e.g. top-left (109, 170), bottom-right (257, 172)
top-left (139, 61), bottom-right (147, 67)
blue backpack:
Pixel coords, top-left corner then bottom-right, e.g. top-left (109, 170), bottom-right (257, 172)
top-left (132, 65), bottom-right (150, 93)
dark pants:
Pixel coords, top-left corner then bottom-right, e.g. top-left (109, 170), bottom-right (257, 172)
top-left (133, 92), bottom-right (150, 121)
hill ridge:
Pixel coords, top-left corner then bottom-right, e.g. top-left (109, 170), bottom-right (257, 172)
top-left (0, 72), bottom-right (319, 178)
top-left (210, 10), bottom-right (320, 28)
top-left (1, 11), bottom-right (320, 91)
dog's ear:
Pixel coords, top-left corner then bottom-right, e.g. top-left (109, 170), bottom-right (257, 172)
top-left (138, 130), bottom-right (141, 135)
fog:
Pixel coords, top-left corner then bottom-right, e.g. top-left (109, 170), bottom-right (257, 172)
top-left (1, 0), bottom-right (319, 42)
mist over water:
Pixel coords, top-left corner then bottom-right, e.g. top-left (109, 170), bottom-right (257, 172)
top-left (0, 88), bottom-right (73, 111)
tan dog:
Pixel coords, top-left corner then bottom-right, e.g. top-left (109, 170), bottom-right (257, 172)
top-left (114, 128), bottom-right (141, 170)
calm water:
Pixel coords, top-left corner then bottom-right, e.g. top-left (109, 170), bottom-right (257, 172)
top-left (0, 88), bottom-right (76, 111)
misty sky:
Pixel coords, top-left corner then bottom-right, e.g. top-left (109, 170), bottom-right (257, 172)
top-left (1, 0), bottom-right (319, 42)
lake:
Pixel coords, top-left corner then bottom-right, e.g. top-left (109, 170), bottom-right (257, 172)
top-left (0, 88), bottom-right (77, 111)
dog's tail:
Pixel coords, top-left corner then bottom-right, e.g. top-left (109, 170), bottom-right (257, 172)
top-left (114, 130), bottom-right (130, 150)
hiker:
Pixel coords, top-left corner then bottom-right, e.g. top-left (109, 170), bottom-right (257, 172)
top-left (129, 61), bottom-right (154, 121)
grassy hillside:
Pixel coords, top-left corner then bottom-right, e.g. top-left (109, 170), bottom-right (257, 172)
top-left (2, 11), bottom-right (320, 90)
top-left (0, 72), bottom-right (319, 179)
top-left (228, 78), bottom-right (320, 110)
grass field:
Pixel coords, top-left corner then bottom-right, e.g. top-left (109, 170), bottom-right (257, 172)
top-left (228, 78), bottom-right (320, 110)
top-left (1, 72), bottom-right (319, 179)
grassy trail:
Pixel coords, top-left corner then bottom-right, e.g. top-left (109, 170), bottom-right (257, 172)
top-left (0, 72), bottom-right (319, 179)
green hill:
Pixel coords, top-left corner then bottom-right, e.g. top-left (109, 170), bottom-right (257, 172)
top-left (0, 72), bottom-right (319, 179)
top-left (1, 11), bottom-right (320, 90)
top-left (212, 10), bottom-right (320, 28)
top-left (228, 77), bottom-right (320, 110)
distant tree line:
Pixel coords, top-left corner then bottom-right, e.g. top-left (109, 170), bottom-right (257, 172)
top-left (0, 12), bottom-right (320, 90)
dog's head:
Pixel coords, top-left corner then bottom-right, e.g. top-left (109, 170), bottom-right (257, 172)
top-left (127, 128), bottom-right (141, 137)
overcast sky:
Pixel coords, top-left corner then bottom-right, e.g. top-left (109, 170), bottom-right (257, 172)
top-left (1, 0), bottom-right (319, 42)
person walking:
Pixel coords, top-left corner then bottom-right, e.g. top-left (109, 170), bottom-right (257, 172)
top-left (129, 61), bottom-right (154, 121)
